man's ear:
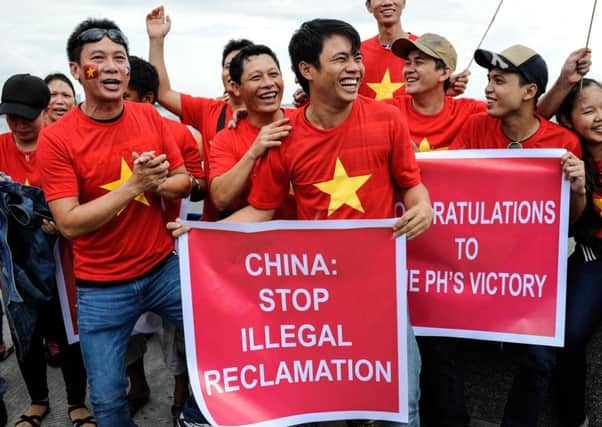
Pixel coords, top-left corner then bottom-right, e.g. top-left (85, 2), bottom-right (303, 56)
top-left (365, 0), bottom-right (373, 14)
top-left (141, 92), bottom-right (155, 104)
top-left (298, 61), bottom-right (313, 83)
top-left (230, 81), bottom-right (242, 98)
top-left (522, 83), bottom-right (538, 102)
top-left (69, 62), bottom-right (81, 81)
top-left (439, 67), bottom-right (452, 83)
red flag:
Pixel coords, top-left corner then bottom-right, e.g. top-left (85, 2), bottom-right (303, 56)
top-left (83, 64), bottom-right (99, 80)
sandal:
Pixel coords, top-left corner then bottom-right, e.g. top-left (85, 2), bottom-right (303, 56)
top-left (68, 404), bottom-right (96, 427)
top-left (15, 400), bottom-right (50, 427)
top-left (0, 344), bottom-right (14, 361)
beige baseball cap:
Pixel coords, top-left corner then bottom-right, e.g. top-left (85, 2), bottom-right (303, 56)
top-left (392, 33), bottom-right (457, 72)
top-left (474, 45), bottom-right (548, 97)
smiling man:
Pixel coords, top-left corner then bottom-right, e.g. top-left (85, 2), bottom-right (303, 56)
top-left (385, 33), bottom-right (486, 152)
top-left (448, 45), bottom-right (585, 427)
top-left (360, 0), bottom-right (415, 100)
top-left (222, 18), bottom-right (432, 427)
top-left (209, 44), bottom-right (296, 218)
top-left (37, 18), bottom-right (191, 427)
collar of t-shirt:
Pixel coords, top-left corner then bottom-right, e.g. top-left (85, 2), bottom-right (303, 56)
top-left (78, 103), bottom-right (125, 123)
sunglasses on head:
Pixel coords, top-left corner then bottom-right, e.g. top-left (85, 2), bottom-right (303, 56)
top-left (507, 142), bottom-right (523, 149)
top-left (76, 28), bottom-right (129, 46)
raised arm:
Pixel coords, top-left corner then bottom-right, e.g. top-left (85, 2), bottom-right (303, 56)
top-left (537, 48), bottom-right (592, 119)
top-left (147, 5), bottom-right (183, 116)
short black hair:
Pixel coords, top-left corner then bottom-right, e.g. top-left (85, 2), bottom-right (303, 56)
top-left (127, 55), bottom-right (159, 104)
top-left (288, 19), bottom-right (361, 94)
top-left (67, 18), bottom-right (128, 63)
top-left (229, 45), bottom-right (281, 85)
top-left (222, 39), bottom-right (254, 67)
top-left (44, 73), bottom-right (76, 98)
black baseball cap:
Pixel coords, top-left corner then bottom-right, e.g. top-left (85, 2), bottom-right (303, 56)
top-left (474, 45), bottom-right (548, 98)
top-left (0, 74), bottom-right (51, 120)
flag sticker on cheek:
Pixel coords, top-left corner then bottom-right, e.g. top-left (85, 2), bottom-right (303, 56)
top-left (124, 65), bottom-right (131, 76)
top-left (83, 64), bottom-right (99, 80)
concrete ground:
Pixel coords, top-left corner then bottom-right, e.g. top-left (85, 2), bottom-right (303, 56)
top-left (1, 327), bottom-right (176, 426)
top-left (5, 321), bottom-right (602, 426)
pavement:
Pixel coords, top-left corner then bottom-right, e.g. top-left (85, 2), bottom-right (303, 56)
top-left (7, 321), bottom-right (602, 426)
top-left (1, 326), bottom-right (176, 426)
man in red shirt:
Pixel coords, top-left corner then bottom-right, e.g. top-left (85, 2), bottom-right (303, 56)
top-left (209, 44), bottom-right (296, 218)
top-left (445, 45), bottom-right (585, 427)
top-left (360, 0), bottom-right (468, 101)
top-left (387, 33), bottom-right (487, 151)
top-left (37, 18), bottom-right (191, 427)
top-left (146, 5), bottom-right (252, 221)
top-left (360, 0), bottom-right (414, 100)
top-left (226, 18), bottom-right (432, 427)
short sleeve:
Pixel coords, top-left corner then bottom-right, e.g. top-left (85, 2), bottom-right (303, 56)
top-left (37, 129), bottom-right (79, 202)
top-left (247, 147), bottom-right (289, 210)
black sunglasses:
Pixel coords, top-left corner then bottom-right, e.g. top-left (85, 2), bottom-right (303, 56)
top-left (507, 142), bottom-right (523, 149)
top-left (76, 28), bottom-right (129, 46)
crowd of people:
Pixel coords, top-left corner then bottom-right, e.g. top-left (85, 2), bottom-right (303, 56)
top-left (0, 1), bottom-right (600, 427)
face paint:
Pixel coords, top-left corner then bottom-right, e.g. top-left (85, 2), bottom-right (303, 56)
top-left (124, 65), bottom-right (131, 76)
top-left (83, 64), bottom-right (99, 80)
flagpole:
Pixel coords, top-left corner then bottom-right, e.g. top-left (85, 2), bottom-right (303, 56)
top-left (467, 0), bottom-right (505, 70)
top-left (581, 0), bottom-right (598, 89)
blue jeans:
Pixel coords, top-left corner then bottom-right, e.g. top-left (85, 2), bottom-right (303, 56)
top-left (380, 320), bottom-right (421, 427)
top-left (77, 254), bottom-right (184, 427)
top-left (556, 248), bottom-right (602, 426)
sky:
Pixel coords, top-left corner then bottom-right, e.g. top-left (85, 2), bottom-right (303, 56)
top-left (0, 0), bottom-right (600, 111)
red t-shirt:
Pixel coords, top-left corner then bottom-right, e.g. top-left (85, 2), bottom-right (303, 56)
top-left (359, 34), bottom-right (417, 100)
top-left (450, 113), bottom-right (582, 157)
top-left (209, 110), bottom-right (297, 218)
top-left (162, 117), bottom-right (204, 222)
top-left (37, 101), bottom-right (184, 282)
top-left (180, 93), bottom-right (233, 221)
top-left (0, 132), bottom-right (41, 187)
top-left (385, 96), bottom-right (486, 151)
top-left (249, 96), bottom-right (421, 219)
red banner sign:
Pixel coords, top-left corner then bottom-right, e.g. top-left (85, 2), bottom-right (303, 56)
top-left (179, 220), bottom-right (409, 426)
top-left (405, 150), bottom-right (569, 346)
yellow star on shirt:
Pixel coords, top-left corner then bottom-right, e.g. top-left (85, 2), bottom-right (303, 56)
top-left (367, 69), bottom-right (404, 101)
top-left (412, 137), bottom-right (450, 152)
top-left (314, 158), bottom-right (372, 216)
top-left (24, 178), bottom-right (30, 186)
top-left (100, 158), bottom-right (150, 213)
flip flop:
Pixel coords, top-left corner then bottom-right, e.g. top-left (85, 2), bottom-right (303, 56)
top-left (0, 345), bottom-right (14, 361)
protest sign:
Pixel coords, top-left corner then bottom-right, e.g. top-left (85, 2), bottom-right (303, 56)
top-left (179, 220), bottom-right (408, 426)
